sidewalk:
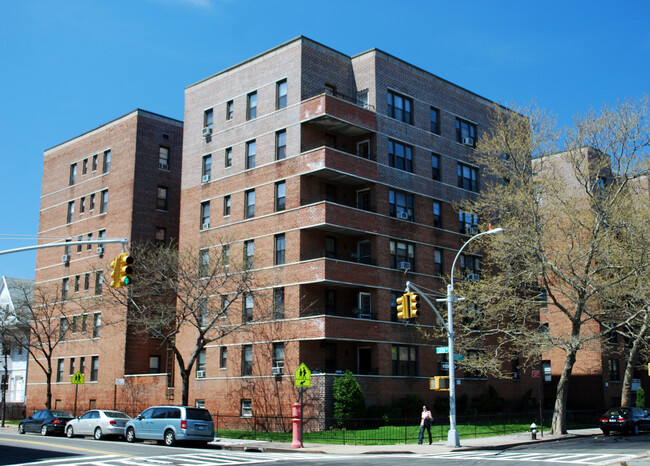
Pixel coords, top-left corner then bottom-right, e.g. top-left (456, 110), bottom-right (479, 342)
top-left (213, 427), bottom-right (604, 455)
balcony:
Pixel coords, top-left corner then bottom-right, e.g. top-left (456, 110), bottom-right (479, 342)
top-left (301, 94), bottom-right (378, 136)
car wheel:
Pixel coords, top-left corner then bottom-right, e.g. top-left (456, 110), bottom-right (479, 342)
top-left (66, 426), bottom-right (74, 438)
top-left (41, 425), bottom-right (48, 436)
top-left (94, 427), bottom-right (103, 440)
top-left (602, 429), bottom-right (610, 436)
top-left (126, 427), bottom-right (136, 443)
top-left (18, 424), bottom-right (25, 434)
top-left (164, 429), bottom-right (175, 446)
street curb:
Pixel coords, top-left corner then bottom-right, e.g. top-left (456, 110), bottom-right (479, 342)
top-left (449, 432), bottom-right (592, 452)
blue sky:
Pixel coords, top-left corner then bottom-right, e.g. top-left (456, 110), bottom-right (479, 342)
top-left (1, 0), bottom-right (648, 280)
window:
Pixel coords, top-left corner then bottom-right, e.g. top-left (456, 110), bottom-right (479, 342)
top-left (245, 190), bottom-right (255, 218)
top-left (456, 118), bottom-right (476, 146)
top-left (275, 181), bottom-right (286, 211)
top-left (93, 313), bottom-right (101, 338)
top-left (387, 90), bottom-right (413, 124)
top-left (433, 201), bottom-right (442, 228)
top-left (357, 189), bottom-right (370, 211)
top-left (90, 356), bottom-right (98, 381)
top-left (200, 201), bottom-right (210, 229)
top-left (241, 345), bottom-right (252, 376)
top-left (82, 159), bottom-right (88, 175)
top-left (225, 100), bottom-right (233, 121)
top-left (155, 227), bottom-right (166, 245)
top-left (79, 356), bottom-right (85, 375)
top-left (243, 293), bottom-right (254, 322)
top-left (197, 349), bottom-right (206, 378)
top-left (74, 275), bottom-right (80, 292)
top-left (199, 248), bottom-right (209, 277)
top-left (430, 107), bottom-right (440, 134)
top-left (388, 140), bottom-right (413, 172)
top-left (69, 358), bottom-right (75, 375)
top-left (158, 146), bottom-right (169, 169)
top-left (100, 190), bottom-right (108, 214)
top-left (276, 130), bottom-right (286, 160)
top-left (434, 249), bottom-right (444, 275)
top-left (77, 235), bottom-right (83, 253)
top-left (86, 233), bottom-right (92, 250)
top-left (325, 289), bottom-right (336, 314)
top-left (219, 347), bottom-right (227, 369)
top-left (390, 240), bottom-right (415, 271)
top-left (389, 189), bottom-right (414, 221)
top-left (243, 240), bottom-right (254, 268)
top-left (275, 233), bottom-right (285, 265)
top-left (357, 140), bottom-right (370, 158)
top-left (608, 359), bottom-right (620, 381)
top-left (245, 140), bottom-right (256, 169)
top-left (225, 147), bottom-right (232, 168)
top-left (80, 197), bottom-right (86, 214)
top-left (198, 297), bottom-right (208, 327)
top-left (273, 287), bottom-right (284, 319)
top-left (200, 155), bottom-right (211, 182)
top-left (392, 345), bottom-right (418, 376)
top-left (458, 163), bottom-right (478, 192)
top-left (84, 274), bottom-right (90, 291)
top-left (95, 271), bottom-right (103, 295)
top-left (103, 150), bottom-right (111, 174)
top-left (204, 108), bottom-right (213, 129)
top-left (432, 154), bottom-right (440, 180)
top-left (67, 201), bottom-right (75, 223)
top-left (60, 317), bottom-right (68, 341)
top-left (272, 342), bottom-right (285, 375)
top-left (149, 356), bottom-right (161, 373)
top-left (460, 254), bottom-right (481, 278)
top-left (358, 292), bottom-right (371, 317)
top-left (64, 240), bottom-right (71, 258)
top-left (69, 163), bottom-right (77, 185)
top-left (221, 244), bottom-right (230, 267)
top-left (241, 399), bottom-right (252, 417)
top-left (62, 278), bottom-right (69, 300)
top-left (325, 236), bottom-right (336, 259)
top-left (246, 91), bottom-right (257, 120)
top-left (89, 193), bottom-right (95, 211)
top-left (459, 209), bottom-right (478, 234)
top-left (91, 154), bottom-right (98, 172)
top-left (157, 186), bottom-right (168, 211)
top-left (223, 195), bottom-right (231, 216)
top-left (57, 359), bottom-right (64, 382)
top-left (276, 80), bottom-right (287, 110)
top-left (357, 90), bottom-right (369, 109)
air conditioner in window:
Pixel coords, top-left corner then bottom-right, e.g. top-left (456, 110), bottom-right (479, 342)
top-left (62, 255), bottom-right (70, 263)
top-left (202, 175), bottom-right (210, 183)
top-left (397, 211), bottom-right (409, 220)
top-left (96, 247), bottom-right (104, 255)
top-left (196, 370), bottom-right (205, 378)
top-left (467, 273), bottom-right (480, 282)
top-left (398, 261), bottom-right (411, 271)
top-left (463, 137), bottom-right (474, 146)
top-left (202, 222), bottom-right (210, 230)
top-left (158, 163), bottom-right (169, 170)
top-left (202, 127), bottom-right (212, 137)
top-left (272, 366), bottom-right (284, 375)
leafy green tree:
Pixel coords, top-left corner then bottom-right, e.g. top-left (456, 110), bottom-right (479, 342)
top-left (333, 370), bottom-right (365, 427)
top-left (636, 387), bottom-right (646, 409)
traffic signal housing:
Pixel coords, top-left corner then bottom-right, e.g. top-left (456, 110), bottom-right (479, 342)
top-left (430, 376), bottom-right (450, 391)
top-left (409, 293), bottom-right (420, 318)
top-left (110, 252), bottom-right (134, 288)
top-left (396, 293), bottom-right (410, 319)
top-left (110, 254), bottom-right (123, 288)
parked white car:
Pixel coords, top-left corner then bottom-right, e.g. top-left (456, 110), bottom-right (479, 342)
top-left (65, 410), bottom-right (131, 440)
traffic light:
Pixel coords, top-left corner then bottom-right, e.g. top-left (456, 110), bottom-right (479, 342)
top-left (430, 376), bottom-right (450, 391)
top-left (110, 254), bottom-right (123, 288)
top-left (119, 253), bottom-right (134, 287)
top-left (409, 293), bottom-right (420, 318)
top-left (396, 293), bottom-right (410, 319)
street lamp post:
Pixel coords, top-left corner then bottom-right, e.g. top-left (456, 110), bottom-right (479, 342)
top-left (446, 227), bottom-right (503, 447)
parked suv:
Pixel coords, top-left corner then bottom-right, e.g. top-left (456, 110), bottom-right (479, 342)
top-left (124, 406), bottom-right (214, 446)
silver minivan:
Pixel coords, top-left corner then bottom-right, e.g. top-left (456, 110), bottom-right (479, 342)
top-left (124, 405), bottom-right (214, 446)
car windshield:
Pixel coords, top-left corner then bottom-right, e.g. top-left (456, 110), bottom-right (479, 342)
top-left (186, 408), bottom-right (212, 421)
top-left (105, 411), bottom-right (130, 419)
top-left (605, 408), bottom-right (629, 416)
top-left (51, 411), bottom-right (73, 417)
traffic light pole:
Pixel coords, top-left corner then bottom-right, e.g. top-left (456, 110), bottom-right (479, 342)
top-left (0, 238), bottom-right (129, 256)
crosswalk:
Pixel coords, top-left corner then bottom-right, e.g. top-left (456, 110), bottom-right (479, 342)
top-left (421, 450), bottom-right (639, 464)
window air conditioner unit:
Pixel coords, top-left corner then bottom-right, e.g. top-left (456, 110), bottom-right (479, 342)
top-left (272, 366), bottom-right (284, 375)
top-left (196, 370), bottom-right (205, 378)
top-left (202, 222), bottom-right (210, 230)
top-left (202, 127), bottom-right (212, 137)
top-left (463, 137), bottom-right (474, 146)
top-left (96, 247), bottom-right (104, 255)
top-left (397, 211), bottom-right (409, 220)
top-left (202, 175), bottom-right (210, 183)
top-left (398, 261), bottom-right (411, 271)
top-left (62, 255), bottom-right (70, 263)
top-left (159, 163), bottom-right (169, 170)
top-left (467, 273), bottom-right (480, 282)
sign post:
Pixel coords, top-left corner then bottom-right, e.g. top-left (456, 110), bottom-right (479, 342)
top-left (293, 363), bottom-right (311, 448)
top-left (114, 378), bottom-right (125, 410)
top-left (71, 371), bottom-right (85, 417)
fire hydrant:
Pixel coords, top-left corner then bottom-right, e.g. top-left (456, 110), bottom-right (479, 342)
top-left (530, 422), bottom-right (537, 440)
top-left (291, 402), bottom-right (302, 448)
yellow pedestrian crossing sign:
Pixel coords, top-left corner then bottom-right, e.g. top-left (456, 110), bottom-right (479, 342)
top-left (71, 371), bottom-right (85, 385)
top-left (294, 363), bottom-right (311, 387)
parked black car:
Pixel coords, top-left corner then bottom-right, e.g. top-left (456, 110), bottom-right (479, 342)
top-left (18, 409), bottom-right (75, 436)
top-left (599, 407), bottom-right (650, 435)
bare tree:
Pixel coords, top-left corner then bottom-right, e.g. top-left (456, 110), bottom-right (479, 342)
top-left (107, 241), bottom-right (268, 406)
top-left (455, 97), bottom-right (650, 434)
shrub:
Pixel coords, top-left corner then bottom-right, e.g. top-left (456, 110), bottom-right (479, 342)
top-left (333, 370), bottom-right (366, 427)
top-left (637, 387), bottom-right (646, 409)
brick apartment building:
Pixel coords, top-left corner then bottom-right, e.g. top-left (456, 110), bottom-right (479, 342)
top-left (178, 37), bottom-right (537, 420)
top-left (27, 109), bottom-right (183, 414)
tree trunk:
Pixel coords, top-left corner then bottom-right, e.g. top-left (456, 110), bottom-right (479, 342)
top-left (45, 369), bottom-right (52, 410)
top-left (621, 316), bottom-right (647, 407)
top-left (550, 347), bottom-right (578, 435)
top-left (180, 369), bottom-right (190, 407)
